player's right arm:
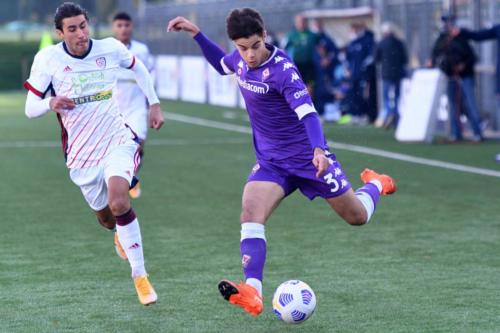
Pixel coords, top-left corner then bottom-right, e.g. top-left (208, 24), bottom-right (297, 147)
top-left (167, 16), bottom-right (233, 75)
top-left (23, 48), bottom-right (75, 118)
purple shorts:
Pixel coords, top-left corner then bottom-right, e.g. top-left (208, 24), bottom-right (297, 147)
top-left (247, 154), bottom-right (352, 200)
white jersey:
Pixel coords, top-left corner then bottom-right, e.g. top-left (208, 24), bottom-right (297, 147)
top-left (115, 40), bottom-right (153, 112)
top-left (24, 38), bottom-right (138, 169)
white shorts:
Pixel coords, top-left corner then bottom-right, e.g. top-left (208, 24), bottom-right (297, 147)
top-left (124, 107), bottom-right (148, 141)
top-left (69, 142), bottom-right (140, 211)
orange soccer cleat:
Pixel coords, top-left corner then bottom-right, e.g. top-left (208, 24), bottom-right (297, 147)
top-left (134, 275), bottom-right (158, 306)
top-left (114, 232), bottom-right (128, 260)
top-left (360, 168), bottom-right (397, 195)
top-left (218, 280), bottom-right (263, 317)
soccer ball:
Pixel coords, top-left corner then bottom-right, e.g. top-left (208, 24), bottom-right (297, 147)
top-left (272, 280), bottom-right (316, 324)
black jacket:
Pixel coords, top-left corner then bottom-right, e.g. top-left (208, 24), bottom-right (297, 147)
top-left (375, 34), bottom-right (408, 81)
top-left (431, 32), bottom-right (477, 78)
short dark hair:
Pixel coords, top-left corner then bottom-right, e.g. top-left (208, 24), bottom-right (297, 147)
top-left (226, 8), bottom-right (265, 40)
top-left (54, 2), bottom-right (89, 31)
top-left (113, 12), bottom-right (132, 22)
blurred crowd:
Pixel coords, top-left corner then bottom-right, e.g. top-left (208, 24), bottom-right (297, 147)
top-left (276, 15), bottom-right (408, 129)
top-left (274, 13), bottom-right (500, 144)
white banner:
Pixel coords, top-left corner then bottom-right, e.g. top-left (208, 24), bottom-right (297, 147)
top-left (396, 69), bottom-right (446, 142)
top-left (207, 66), bottom-right (238, 107)
top-left (180, 56), bottom-right (207, 103)
top-left (155, 55), bottom-right (179, 100)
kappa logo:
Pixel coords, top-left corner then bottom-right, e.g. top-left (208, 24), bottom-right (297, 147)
top-left (238, 60), bottom-right (244, 68)
top-left (283, 62), bottom-right (294, 71)
top-left (63, 65), bottom-right (72, 73)
top-left (274, 56), bottom-right (285, 63)
top-left (291, 72), bottom-right (300, 82)
top-left (96, 57), bottom-right (106, 69)
top-left (242, 254), bottom-right (251, 268)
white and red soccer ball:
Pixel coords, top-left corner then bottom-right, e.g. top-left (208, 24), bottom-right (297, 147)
top-left (272, 280), bottom-right (316, 324)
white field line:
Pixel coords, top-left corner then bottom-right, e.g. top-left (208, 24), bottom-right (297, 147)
top-left (164, 112), bottom-right (500, 179)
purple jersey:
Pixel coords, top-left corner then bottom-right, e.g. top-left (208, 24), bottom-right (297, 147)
top-left (221, 46), bottom-right (327, 162)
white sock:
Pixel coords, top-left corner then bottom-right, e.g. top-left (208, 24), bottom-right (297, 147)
top-left (116, 218), bottom-right (146, 278)
top-left (246, 278), bottom-right (263, 296)
top-left (240, 222), bottom-right (266, 241)
top-left (355, 192), bottom-right (375, 223)
top-left (370, 179), bottom-right (383, 193)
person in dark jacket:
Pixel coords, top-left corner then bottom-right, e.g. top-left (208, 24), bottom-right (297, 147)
top-left (431, 15), bottom-right (483, 142)
top-left (459, 24), bottom-right (500, 131)
top-left (345, 22), bottom-right (376, 123)
top-left (374, 22), bottom-right (408, 128)
top-left (312, 19), bottom-right (338, 116)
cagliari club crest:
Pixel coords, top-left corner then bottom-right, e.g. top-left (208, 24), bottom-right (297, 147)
top-left (96, 57), bottom-right (106, 69)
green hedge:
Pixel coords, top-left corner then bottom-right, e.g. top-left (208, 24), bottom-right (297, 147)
top-left (0, 42), bottom-right (39, 91)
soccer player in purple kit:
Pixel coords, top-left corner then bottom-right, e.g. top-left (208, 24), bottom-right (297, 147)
top-left (167, 8), bottom-right (397, 317)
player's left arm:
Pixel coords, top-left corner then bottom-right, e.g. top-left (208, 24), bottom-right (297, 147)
top-left (280, 67), bottom-right (329, 178)
top-left (118, 41), bottom-right (164, 130)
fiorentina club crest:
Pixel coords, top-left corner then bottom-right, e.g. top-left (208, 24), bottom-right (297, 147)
top-left (262, 68), bottom-right (269, 80)
top-left (96, 57), bottom-right (106, 69)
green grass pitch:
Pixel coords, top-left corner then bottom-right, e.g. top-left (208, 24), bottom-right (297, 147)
top-left (1, 91), bottom-right (500, 332)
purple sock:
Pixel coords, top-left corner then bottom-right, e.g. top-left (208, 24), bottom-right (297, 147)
top-left (240, 238), bottom-right (266, 281)
top-left (356, 183), bottom-right (380, 207)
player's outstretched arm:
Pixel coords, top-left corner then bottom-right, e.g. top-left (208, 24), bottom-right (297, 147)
top-left (129, 58), bottom-right (164, 130)
top-left (167, 16), bottom-right (228, 75)
top-left (25, 91), bottom-right (75, 118)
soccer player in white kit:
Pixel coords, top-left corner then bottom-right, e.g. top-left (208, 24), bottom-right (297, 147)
top-left (112, 12), bottom-right (153, 199)
top-left (23, 2), bottom-right (164, 305)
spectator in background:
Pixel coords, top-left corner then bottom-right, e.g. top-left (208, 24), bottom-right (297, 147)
top-left (285, 15), bottom-right (318, 91)
top-left (343, 22), bottom-right (376, 125)
top-left (431, 15), bottom-right (483, 142)
top-left (374, 22), bottom-right (408, 129)
top-left (265, 30), bottom-right (280, 48)
top-left (312, 19), bottom-right (338, 117)
top-left (459, 24), bottom-right (500, 132)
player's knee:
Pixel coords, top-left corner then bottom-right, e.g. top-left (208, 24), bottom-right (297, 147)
top-left (108, 197), bottom-right (130, 216)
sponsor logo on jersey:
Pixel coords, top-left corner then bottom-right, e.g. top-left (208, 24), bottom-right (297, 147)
top-left (96, 57), bottom-right (106, 69)
top-left (71, 89), bottom-right (112, 105)
top-left (236, 77), bottom-right (269, 94)
top-left (262, 68), bottom-right (270, 80)
top-left (293, 88), bottom-right (309, 99)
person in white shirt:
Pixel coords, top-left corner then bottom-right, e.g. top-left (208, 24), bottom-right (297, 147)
top-left (112, 12), bottom-right (154, 198)
top-left (24, 2), bottom-right (163, 306)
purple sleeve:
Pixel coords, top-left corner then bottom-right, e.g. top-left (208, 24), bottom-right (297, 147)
top-left (278, 64), bottom-right (313, 111)
top-left (193, 32), bottom-right (228, 75)
top-left (301, 112), bottom-right (327, 151)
